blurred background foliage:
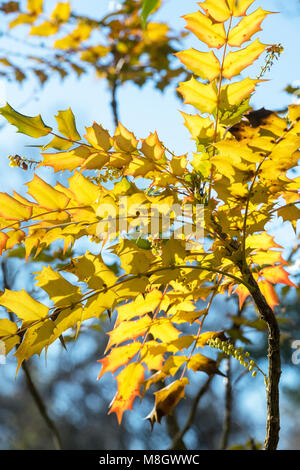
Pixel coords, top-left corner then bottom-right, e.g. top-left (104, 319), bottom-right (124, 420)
top-left (0, 0), bottom-right (299, 450)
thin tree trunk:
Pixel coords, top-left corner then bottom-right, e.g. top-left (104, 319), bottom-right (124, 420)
top-left (239, 265), bottom-right (281, 450)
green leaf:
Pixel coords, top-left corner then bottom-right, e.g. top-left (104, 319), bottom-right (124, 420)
top-left (0, 103), bottom-right (52, 138)
top-left (141, 0), bottom-right (159, 28)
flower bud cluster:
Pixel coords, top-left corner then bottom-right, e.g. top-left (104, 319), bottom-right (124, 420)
top-left (207, 337), bottom-right (259, 378)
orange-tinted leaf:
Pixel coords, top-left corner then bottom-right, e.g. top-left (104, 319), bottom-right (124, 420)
top-left (105, 316), bottom-right (152, 351)
top-left (97, 342), bottom-right (141, 379)
top-left (258, 280), bottom-right (279, 310)
top-left (109, 363), bottom-right (145, 424)
top-left (260, 265), bottom-right (297, 288)
top-left (233, 283), bottom-right (251, 309)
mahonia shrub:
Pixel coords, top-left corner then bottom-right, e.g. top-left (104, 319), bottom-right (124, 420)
top-left (0, 0), bottom-right (299, 450)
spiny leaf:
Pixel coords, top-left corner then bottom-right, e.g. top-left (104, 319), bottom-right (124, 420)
top-left (55, 108), bottom-right (81, 141)
top-left (109, 363), bottom-right (145, 424)
top-left (183, 11), bottom-right (226, 49)
top-left (178, 77), bottom-right (217, 114)
top-left (145, 378), bottom-right (189, 428)
top-left (223, 40), bottom-right (268, 79)
top-left (228, 8), bottom-right (273, 47)
top-left (0, 193), bottom-right (32, 220)
top-left (27, 174), bottom-right (70, 209)
top-left (0, 289), bottom-right (49, 322)
top-left (0, 103), bottom-right (52, 138)
top-left (175, 49), bottom-right (220, 82)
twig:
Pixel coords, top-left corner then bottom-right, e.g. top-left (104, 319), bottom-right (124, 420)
top-left (220, 356), bottom-right (232, 450)
top-left (169, 375), bottom-right (213, 450)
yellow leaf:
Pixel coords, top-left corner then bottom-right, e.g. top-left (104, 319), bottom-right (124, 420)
top-left (0, 193), bottom-right (32, 220)
top-left (68, 171), bottom-right (100, 205)
top-left (181, 112), bottom-right (215, 141)
top-left (109, 363), bottom-right (145, 424)
top-left (169, 155), bottom-right (187, 176)
top-left (220, 78), bottom-right (261, 107)
top-left (10, 13), bottom-right (37, 29)
top-left (0, 319), bottom-right (18, 336)
top-left (113, 123), bottom-right (138, 153)
top-left (27, 0), bottom-right (43, 14)
top-left (15, 320), bottom-right (55, 374)
top-left (197, 331), bottom-right (227, 347)
top-left (228, 8), bottom-right (273, 47)
top-left (124, 157), bottom-right (154, 177)
top-left (141, 132), bottom-right (165, 162)
top-left (223, 40), bottom-right (268, 79)
top-left (289, 104), bottom-right (300, 122)
top-left (27, 174), bottom-right (70, 209)
top-left (227, 0), bottom-right (255, 16)
top-left (54, 22), bottom-right (92, 49)
top-left (84, 123), bottom-right (112, 151)
top-left (200, 0), bottom-right (231, 22)
top-left (145, 22), bottom-right (169, 43)
top-left (30, 21), bottom-right (59, 36)
top-left (145, 378), bottom-right (188, 427)
top-left (41, 146), bottom-right (91, 172)
top-left (81, 152), bottom-right (109, 170)
top-left (175, 49), bottom-right (220, 81)
top-left (0, 289), bottom-right (48, 322)
top-left (150, 318), bottom-right (181, 343)
top-left (67, 252), bottom-right (117, 290)
top-left (116, 290), bottom-right (163, 325)
top-left (117, 239), bottom-right (155, 275)
top-left (183, 11), bottom-right (226, 49)
top-left (55, 108), bottom-right (81, 141)
top-left (0, 232), bottom-right (8, 254)
top-left (188, 353), bottom-right (226, 376)
top-left (178, 77), bottom-right (217, 114)
top-left (35, 265), bottom-right (82, 307)
top-left (140, 341), bottom-right (165, 371)
top-left (51, 2), bottom-right (71, 23)
top-left (0, 103), bottom-right (52, 138)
